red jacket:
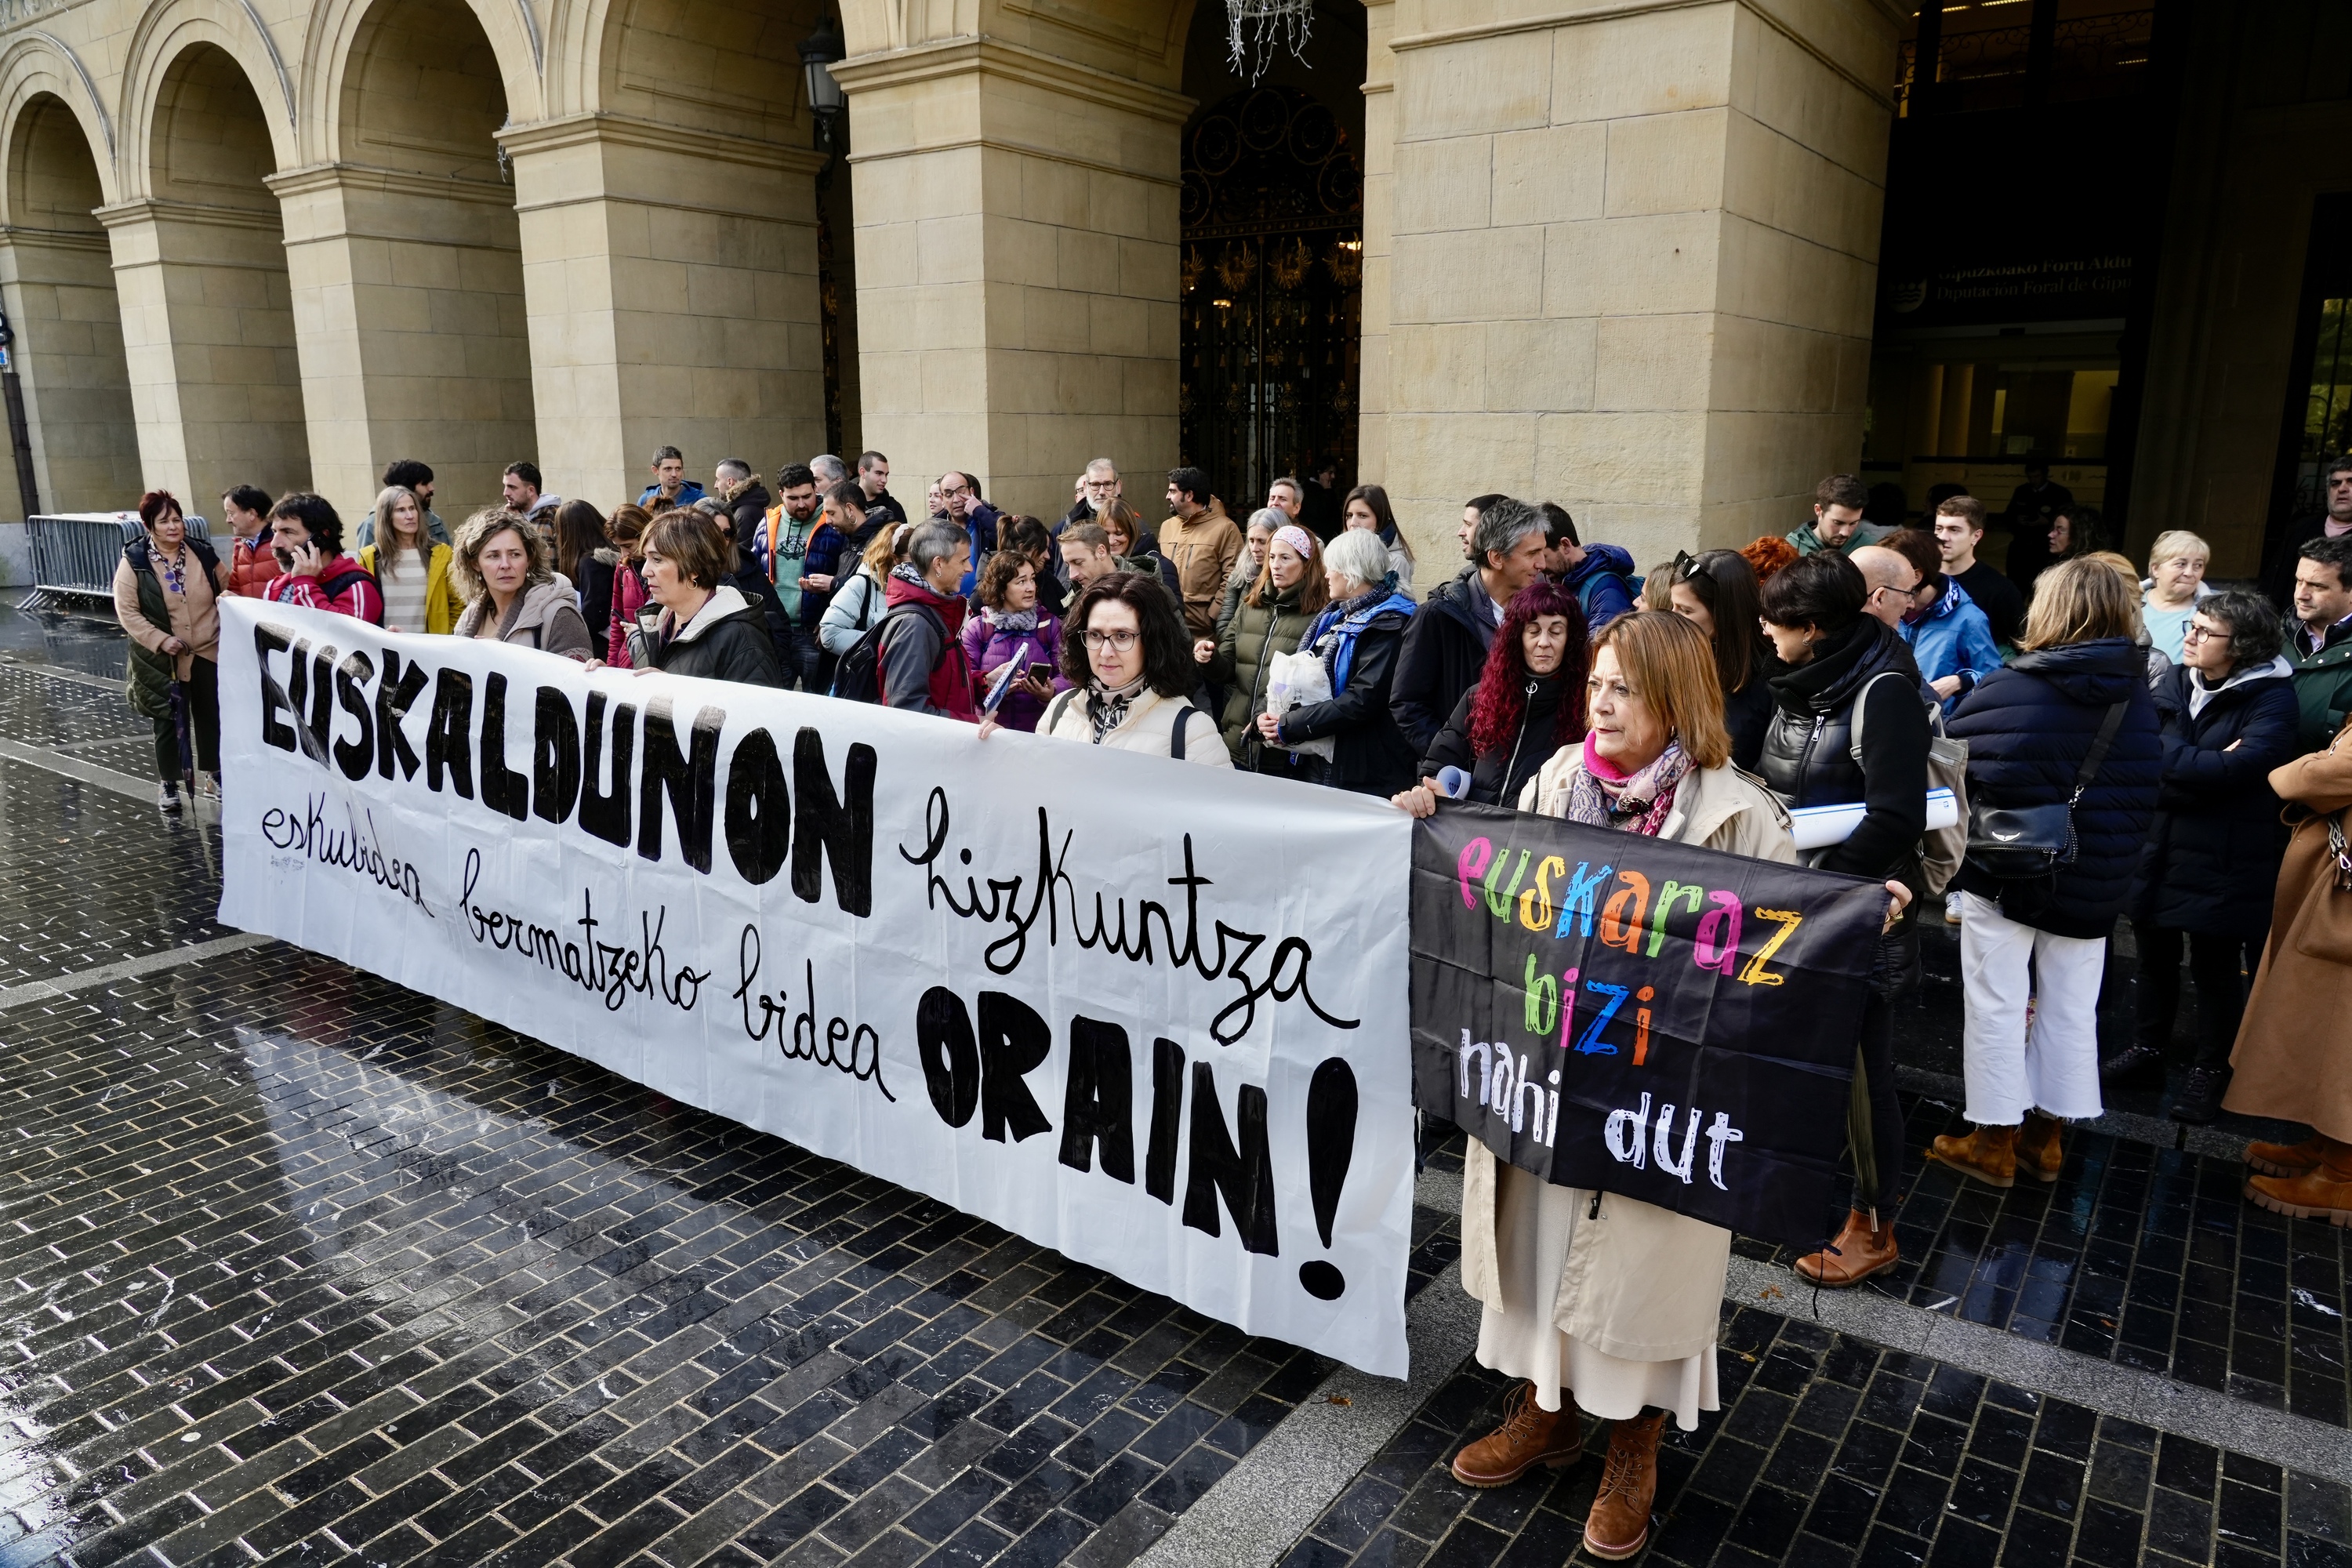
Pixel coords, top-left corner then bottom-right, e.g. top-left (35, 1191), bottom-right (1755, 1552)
top-left (263, 556), bottom-right (383, 624)
top-left (880, 572), bottom-right (977, 722)
top-left (607, 557), bottom-right (648, 667)
top-left (225, 533), bottom-right (278, 597)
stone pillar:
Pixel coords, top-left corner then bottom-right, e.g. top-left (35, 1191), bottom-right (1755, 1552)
top-left (269, 164), bottom-right (536, 517)
top-left (98, 200), bottom-right (312, 506)
top-left (0, 226), bottom-right (141, 511)
top-left (1358, 0), bottom-right (1398, 491)
top-left (500, 114), bottom-right (829, 511)
top-left (829, 40), bottom-right (1189, 522)
top-left (1384, 0), bottom-right (1896, 562)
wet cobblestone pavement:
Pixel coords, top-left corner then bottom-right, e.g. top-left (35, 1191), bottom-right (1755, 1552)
top-left (1, 596), bottom-right (2345, 1568)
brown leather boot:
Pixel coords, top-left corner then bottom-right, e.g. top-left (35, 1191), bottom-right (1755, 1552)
top-left (1449, 1381), bottom-right (1580, 1487)
top-left (1582, 1410), bottom-right (1666, 1560)
top-left (1793, 1209), bottom-right (1899, 1287)
top-left (2245, 1138), bottom-right (2352, 1226)
top-left (2016, 1112), bottom-right (2065, 1185)
top-left (2247, 1134), bottom-right (2332, 1179)
top-left (1928, 1123), bottom-right (2020, 1189)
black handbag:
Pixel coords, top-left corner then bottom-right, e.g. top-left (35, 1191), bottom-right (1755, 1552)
top-left (1965, 699), bottom-right (2129, 880)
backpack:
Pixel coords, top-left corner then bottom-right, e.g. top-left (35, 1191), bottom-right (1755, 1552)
top-left (321, 566), bottom-right (386, 626)
top-left (1570, 566), bottom-right (1630, 619)
top-left (832, 602), bottom-right (945, 703)
top-left (1849, 670), bottom-right (1970, 895)
top-left (1043, 689), bottom-right (1208, 758)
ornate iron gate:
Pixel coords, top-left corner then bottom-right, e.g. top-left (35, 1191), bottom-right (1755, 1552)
top-left (1179, 86), bottom-right (1362, 506)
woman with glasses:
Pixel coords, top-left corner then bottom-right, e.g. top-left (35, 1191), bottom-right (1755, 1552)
top-left (2105, 590), bottom-right (2298, 1123)
top-left (1755, 553), bottom-right (1932, 1289)
top-left (1023, 572), bottom-right (1231, 765)
top-left (1664, 547), bottom-right (1775, 770)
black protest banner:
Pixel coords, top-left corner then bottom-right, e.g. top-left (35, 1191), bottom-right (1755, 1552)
top-left (1410, 802), bottom-right (1886, 1248)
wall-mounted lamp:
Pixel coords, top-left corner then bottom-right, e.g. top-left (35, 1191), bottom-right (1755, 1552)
top-left (800, 14), bottom-right (847, 157)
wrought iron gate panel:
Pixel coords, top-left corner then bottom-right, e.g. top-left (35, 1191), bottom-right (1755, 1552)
top-left (1180, 86), bottom-right (1362, 504)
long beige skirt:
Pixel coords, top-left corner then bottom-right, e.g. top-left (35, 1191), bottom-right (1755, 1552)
top-left (1473, 1162), bottom-right (1719, 1432)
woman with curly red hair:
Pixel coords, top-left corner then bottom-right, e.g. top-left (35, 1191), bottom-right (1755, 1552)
top-left (1391, 579), bottom-right (1588, 811)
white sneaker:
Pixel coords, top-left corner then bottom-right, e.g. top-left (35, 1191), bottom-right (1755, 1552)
top-left (157, 783), bottom-right (181, 811)
top-left (197, 771), bottom-right (221, 799)
top-left (1944, 900), bottom-right (1962, 925)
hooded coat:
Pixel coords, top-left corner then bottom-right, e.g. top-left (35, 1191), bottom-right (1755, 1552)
top-left (960, 609), bottom-right (1065, 732)
top-left (639, 584), bottom-right (786, 685)
top-left (1203, 580), bottom-right (1317, 768)
top-left (2223, 721), bottom-right (2352, 1139)
top-left (1901, 575), bottom-right (2002, 706)
top-left (1277, 590), bottom-right (1418, 794)
top-left (2127, 656), bottom-right (2300, 935)
top-left (452, 577), bottom-right (595, 658)
top-left (1784, 520), bottom-right (1894, 557)
top-left (1944, 637), bottom-right (2163, 938)
top-left (879, 572), bottom-right (978, 720)
top-left (1558, 543), bottom-right (1638, 630)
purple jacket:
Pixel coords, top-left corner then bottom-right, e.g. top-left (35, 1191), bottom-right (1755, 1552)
top-left (960, 610), bottom-right (1066, 732)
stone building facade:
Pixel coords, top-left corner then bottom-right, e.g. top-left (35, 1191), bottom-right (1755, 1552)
top-left (0, 0), bottom-right (1903, 567)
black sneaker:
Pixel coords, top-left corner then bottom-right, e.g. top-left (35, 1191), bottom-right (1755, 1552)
top-left (2100, 1044), bottom-right (2165, 1086)
top-left (2172, 1065), bottom-right (2231, 1125)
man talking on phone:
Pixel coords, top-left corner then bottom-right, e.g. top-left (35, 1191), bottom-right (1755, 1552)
top-left (261, 493), bottom-right (383, 624)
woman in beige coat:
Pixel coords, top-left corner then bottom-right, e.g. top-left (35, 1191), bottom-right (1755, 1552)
top-left (114, 489), bottom-right (231, 810)
top-left (1018, 571), bottom-right (1230, 767)
top-left (1396, 612), bottom-right (1904, 1561)
top-left (2227, 714), bottom-right (2352, 1218)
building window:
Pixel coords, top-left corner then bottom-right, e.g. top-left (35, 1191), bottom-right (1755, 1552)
top-left (1896, 1), bottom-right (2154, 118)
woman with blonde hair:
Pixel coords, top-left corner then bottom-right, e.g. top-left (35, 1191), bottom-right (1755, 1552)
top-left (1935, 557), bottom-right (2162, 1185)
top-left (1198, 517), bottom-right (1328, 768)
top-left (358, 485), bottom-right (457, 633)
top-left (2140, 528), bottom-right (2212, 662)
top-left (450, 508), bottom-right (594, 657)
top-left (819, 518), bottom-right (911, 660)
top-left (1436, 612), bottom-right (1803, 1563)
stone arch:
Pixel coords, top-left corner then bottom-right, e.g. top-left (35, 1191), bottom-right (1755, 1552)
top-left (299, 0), bottom-right (542, 167)
top-left (0, 87), bottom-right (140, 507)
top-left (0, 38), bottom-right (117, 206)
top-left (117, 0), bottom-right (296, 198)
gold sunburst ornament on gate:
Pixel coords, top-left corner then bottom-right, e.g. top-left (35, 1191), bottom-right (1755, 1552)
top-left (1269, 237), bottom-right (1313, 291)
top-left (1216, 242), bottom-right (1258, 293)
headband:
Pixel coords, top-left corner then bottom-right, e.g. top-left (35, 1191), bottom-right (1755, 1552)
top-left (1273, 525), bottom-right (1316, 561)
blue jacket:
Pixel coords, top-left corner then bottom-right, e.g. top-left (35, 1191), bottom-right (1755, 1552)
top-left (1945, 637), bottom-right (2162, 938)
top-left (1902, 577), bottom-right (2003, 707)
top-left (1559, 543), bottom-right (1637, 630)
top-left (2127, 656), bottom-right (2300, 936)
top-left (638, 480), bottom-right (707, 511)
top-left (954, 503), bottom-right (1001, 598)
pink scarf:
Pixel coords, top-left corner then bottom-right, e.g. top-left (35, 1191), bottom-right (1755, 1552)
top-left (1563, 733), bottom-right (1690, 837)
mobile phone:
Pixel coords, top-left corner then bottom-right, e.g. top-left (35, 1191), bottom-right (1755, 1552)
top-left (1028, 662), bottom-right (1054, 681)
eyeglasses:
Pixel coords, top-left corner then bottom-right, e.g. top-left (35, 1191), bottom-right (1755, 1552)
top-left (941, 483), bottom-right (971, 499)
top-left (1080, 629), bottom-right (1141, 651)
top-left (2183, 623), bottom-right (2224, 642)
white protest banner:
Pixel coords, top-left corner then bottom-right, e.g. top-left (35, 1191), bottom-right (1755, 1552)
top-left (215, 597), bottom-right (1414, 1376)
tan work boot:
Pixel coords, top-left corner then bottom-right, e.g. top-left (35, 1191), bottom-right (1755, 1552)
top-left (1793, 1209), bottom-right (1899, 1287)
top-left (1583, 1410), bottom-right (1666, 1559)
top-left (2247, 1134), bottom-right (2332, 1179)
top-left (2016, 1112), bottom-right (2066, 1185)
top-left (1929, 1123), bottom-right (2020, 1189)
top-left (2245, 1137), bottom-right (2352, 1226)
top-left (1448, 1381), bottom-right (1580, 1488)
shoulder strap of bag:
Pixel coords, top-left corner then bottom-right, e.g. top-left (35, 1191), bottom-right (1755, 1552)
top-left (2068, 699), bottom-right (2132, 802)
top-left (1169, 700), bottom-right (1199, 760)
top-left (1044, 688), bottom-right (1080, 735)
top-left (1846, 669), bottom-right (1915, 765)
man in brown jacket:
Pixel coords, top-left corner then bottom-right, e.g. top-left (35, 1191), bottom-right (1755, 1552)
top-left (1160, 466), bottom-right (1242, 638)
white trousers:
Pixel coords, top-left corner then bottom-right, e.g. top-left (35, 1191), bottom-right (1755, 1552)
top-left (1957, 890), bottom-right (2107, 1124)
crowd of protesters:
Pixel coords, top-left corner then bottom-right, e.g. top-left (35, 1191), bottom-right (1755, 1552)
top-left (110, 445), bottom-right (2352, 1565)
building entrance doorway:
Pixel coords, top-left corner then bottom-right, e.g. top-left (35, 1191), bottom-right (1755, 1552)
top-left (1178, 85), bottom-right (1360, 508)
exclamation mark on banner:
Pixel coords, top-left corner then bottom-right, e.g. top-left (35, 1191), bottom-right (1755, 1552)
top-left (1298, 1058), bottom-right (1358, 1301)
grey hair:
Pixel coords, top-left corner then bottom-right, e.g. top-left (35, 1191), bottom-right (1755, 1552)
top-left (1247, 507), bottom-right (1287, 535)
top-left (716, 458), bottom-right (753, 484)
top-left (1085, 457), bottom-right (1117, 478)
top-left (811, 453), bottom-right (847, 484)
top-left (1471, 497), bottom-right (1542, 568)
top-left (1323, 528), bottom-right (1392, 592)
top-left (907, 517), bottom-right (968, 574)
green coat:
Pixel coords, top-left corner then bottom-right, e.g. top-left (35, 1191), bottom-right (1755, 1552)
top-left (2290, 631), bottom-right (2352, 751)
top-left (1204, 582), bottom-right (1316, 768)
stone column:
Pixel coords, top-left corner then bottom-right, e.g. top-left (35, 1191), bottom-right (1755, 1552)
top-left (829, 39), bottom-right (1189, 522)
top-left (0, 225), bottom-right (141, 511)
top-left (269, 164), bottom-right (536, 517)
top-left (98, 199), bottom-right (312, 507)
top-left (1384, 0), bottom-right (1896, 561)
top-left (1358, 0), bottom-right (1398, 491)
top-left (500, 114), bottom-right (829, 511)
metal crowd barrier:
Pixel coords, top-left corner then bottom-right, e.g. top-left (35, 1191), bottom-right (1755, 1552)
top-left (24, 512), bottom-right (212, 609)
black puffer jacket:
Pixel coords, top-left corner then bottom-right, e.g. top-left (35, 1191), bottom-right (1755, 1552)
top-left (1758, 618), bottom-right (1930, 887)
top-left (644, 586), bottom-right (787, 687)
top-left (1945, 637), bottom-right (2162, 938)
top-left (1277, 600), bottom-right (1418, 795)
top-left (1389, 568), bottom-right (1499, 756)
top-left (2128, 657), bottom-right (2300, 935)
top-left (1419, 674), bottom-right (1578, 806)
